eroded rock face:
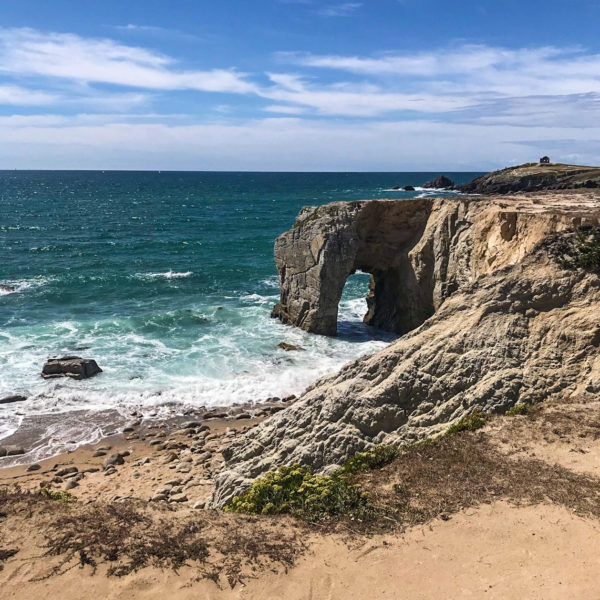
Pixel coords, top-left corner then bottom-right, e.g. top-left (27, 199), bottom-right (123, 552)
top-left (271, 199), bottom-right (436, 336)
top-left (271, 193), bottom-right (600, 337)
top-left (212, 192), bottom-right (600, 507)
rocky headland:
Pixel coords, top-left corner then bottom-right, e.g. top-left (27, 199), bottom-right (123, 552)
top-left (459, 161), bottom-right (600, 194)
top-left (214, 188), bottom-right (600, 506)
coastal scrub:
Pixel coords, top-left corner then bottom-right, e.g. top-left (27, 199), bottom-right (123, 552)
top-left (224, 464), bottom-right (372, 520)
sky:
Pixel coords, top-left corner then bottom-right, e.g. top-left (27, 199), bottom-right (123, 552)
top-left (1, 0), bottom-right (600, 171)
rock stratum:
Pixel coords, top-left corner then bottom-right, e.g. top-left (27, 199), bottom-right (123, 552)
top-left (213, 190), bottom-right (600, 507)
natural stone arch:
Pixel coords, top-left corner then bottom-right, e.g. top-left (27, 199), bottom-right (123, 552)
top-left (271, 199), bottom-right (436, 336)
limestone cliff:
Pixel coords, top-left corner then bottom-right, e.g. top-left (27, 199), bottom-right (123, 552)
top-left (213, 190), bottom-right (600, 507)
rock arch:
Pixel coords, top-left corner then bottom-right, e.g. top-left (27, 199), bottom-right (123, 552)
top-left (271, 199), bottom-right (437, 336)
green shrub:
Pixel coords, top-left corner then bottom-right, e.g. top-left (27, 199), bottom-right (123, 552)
top-left (40, 487), bottom-right (76, 503)
top-left (339, 445), bottom-right (400, 475)
top-left (224, 464), bottom-right (371, 520)
top-left (505, 403), bottom-right (529, 416)
top-left (446, 410), bottom-right (487, 435)
top-left (575, 229), bottom-right (600, 273)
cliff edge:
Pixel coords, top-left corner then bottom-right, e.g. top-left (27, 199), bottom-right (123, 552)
top-left (213, 190), bottom-right (600, 507)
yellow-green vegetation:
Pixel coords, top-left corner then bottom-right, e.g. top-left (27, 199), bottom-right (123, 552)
top-left (224, 464), bottom-right (371, 520)
top-left (40, 487), bottom-right (76, 503)
top-left (339, 445), bottom-right (400, 475)
top-left (505, 403), bottom-right (529, 416)
top-left (446, 410), bottom-right (487, 435)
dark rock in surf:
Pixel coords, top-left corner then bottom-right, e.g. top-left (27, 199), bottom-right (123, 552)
top-left (277, 342), bottom-right (305, 352)
top-left (423, 175), bottom-right (455, 189)
top-left (403, 185), bottom-right (415, 191)
top-left (41, 356), bottom-right (102, 380)
top-left (0, 284), bottom-right (15, 293)
top-left (0, 395), bottom-right (27, 405)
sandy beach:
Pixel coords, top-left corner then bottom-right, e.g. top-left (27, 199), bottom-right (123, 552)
top-left (2, 397), bottom-right (600, 599)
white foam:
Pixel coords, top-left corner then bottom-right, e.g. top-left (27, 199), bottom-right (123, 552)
top-left (0, 276), bottom-right (56, 295)
top-left (136, 270), bottom-right (193, 280)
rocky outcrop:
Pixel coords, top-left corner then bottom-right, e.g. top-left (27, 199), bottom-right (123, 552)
top-left (213, 191), bottom-right (600, 507)
top-left (460, 162), bottom-right (600, 194)
top-left (423, 175), bottom-right (455, 189)
top-left (271, 191), bottom-right (600, 337)
top-left (41, 356), bottom-right (102, 380)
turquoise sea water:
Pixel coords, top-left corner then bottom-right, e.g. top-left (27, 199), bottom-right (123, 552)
top-left (0, 170), bottom-right (480, 450)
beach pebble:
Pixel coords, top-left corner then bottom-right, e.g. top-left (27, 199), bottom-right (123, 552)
top-left (169, 485), bottom-right (183, 495)
top-left (169, 493), bottom-right (188, 503)
top-left (162, 452), bottom-right (178, 465)
top-left (2, 446), bottom-right (25, 456)
top-left (193, 500), bottom-right (206, 509)
top-left (176, 463), bottom-right (191, 473)
top-left (26, 463), bottom-right (41, 472)
top-left (150, 493), bottom-right (168, 502)
top-left (56, 466), bottom-right (78, 477)
top-left (103, 453), bottom-right (125, 469)
top-left (149, 439), bottom-right (164, 446)
top-left (165, 478), bottom-right (182, 486)
top-left (93, 450), bottom-right (107, 457)
top-left (104, 467), bottom-right (117, 476)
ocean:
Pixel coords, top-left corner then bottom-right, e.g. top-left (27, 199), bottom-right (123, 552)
top-left (0, 170), bottom-right (480, 457)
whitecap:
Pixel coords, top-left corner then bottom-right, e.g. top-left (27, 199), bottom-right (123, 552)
top-left (135, 270), bottom-right (193, 280)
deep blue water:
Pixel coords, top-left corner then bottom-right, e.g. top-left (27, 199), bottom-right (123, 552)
top-left (0, 170), bottom-right (480, 449)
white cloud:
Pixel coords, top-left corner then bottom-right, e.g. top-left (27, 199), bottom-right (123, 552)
top-left (1, 113), bottom-right (599, 170)
top-left (0, 28), bottom-right (256, 94)
top-left (0, 84), bottom-right (57, 105)
top-left (317, 3), bottom-right (362, 17)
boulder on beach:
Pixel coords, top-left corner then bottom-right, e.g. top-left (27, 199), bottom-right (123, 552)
top-left (41, 356), bottom-right (102, 380)
top-left (422, 175), bottom-right (455, 189)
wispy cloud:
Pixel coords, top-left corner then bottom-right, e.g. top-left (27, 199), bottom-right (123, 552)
top-left (114, 24), bottom-right (200, 41)
top-left (1, 26), bottom-right (600, 136)
top-left (317, 3), bottom-right (362, 16)
top-left (0, 28), bottom-right (255, 94)
top-left (0, 84), bottom-right (57, 105)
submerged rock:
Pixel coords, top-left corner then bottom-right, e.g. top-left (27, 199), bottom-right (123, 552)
top-left (277, 342), bottom-right (305, 352)
top-left (41, 356), bottom-right (102, 380)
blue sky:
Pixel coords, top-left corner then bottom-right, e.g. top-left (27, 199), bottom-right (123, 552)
top-left (1, 0), bottom-right (599, 170)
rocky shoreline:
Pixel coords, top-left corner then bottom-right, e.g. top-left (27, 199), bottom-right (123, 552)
top-left (0, 401), bottom-right (289, 508)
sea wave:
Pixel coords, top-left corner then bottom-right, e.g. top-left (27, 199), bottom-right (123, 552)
top-left (135, 270), bottom-right (193, 280)
top-left (0, 276), bottom-right (56, 295)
